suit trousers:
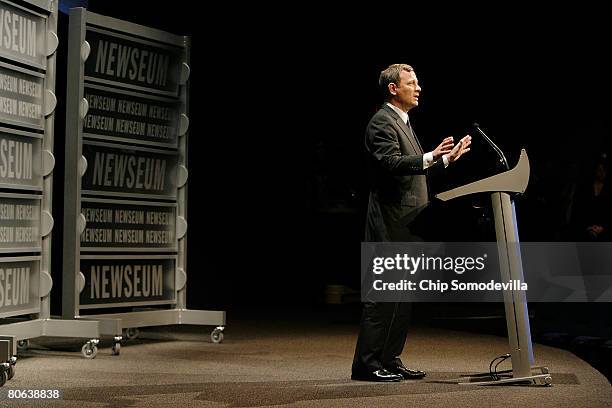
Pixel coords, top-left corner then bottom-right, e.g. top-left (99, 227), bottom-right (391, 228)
top-left (352, 301), bottom-right (413, 374)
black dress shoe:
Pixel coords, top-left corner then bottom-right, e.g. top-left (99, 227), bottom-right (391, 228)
top-left (385, 359), bottom-right (426, 380)
top-left (351, 368), bottom-right (403, 382)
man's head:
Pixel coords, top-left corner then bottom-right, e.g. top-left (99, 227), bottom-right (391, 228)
top-left (379, 64), bottom-right (421, 112)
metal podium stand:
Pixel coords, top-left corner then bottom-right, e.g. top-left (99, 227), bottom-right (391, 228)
top-left (436, 149), bottom-right (551, 386)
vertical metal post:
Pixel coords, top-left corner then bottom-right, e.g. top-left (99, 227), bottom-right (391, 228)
top-left (491, 192), bottom-right (534, 378)
top-left (39, 0), bottom-right (58, 320)
top-left (176, 36), bottom-right (190, 310)
top-left (63, 7), bottom-right (86, 319)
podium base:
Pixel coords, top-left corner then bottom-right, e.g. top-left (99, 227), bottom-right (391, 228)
top-left (458, 365), bottom-right (552, 386)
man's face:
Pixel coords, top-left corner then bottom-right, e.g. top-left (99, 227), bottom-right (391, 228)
top-left (391, 70), bottom-right (421, 111)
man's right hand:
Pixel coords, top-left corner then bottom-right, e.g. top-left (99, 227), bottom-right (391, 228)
top-left (445, 135), bottom-right (472, 163)
top-left (433, 136), bottom-right (455, 160)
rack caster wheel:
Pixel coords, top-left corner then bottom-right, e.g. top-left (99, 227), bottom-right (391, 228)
top-left (7, 357), bottom-right (15, 380)
top-left (111, 337), bottom-right (122, 356)
top-left (82, 339), bottom-right (99, 359)
top-left (0, 370), bottom-right (7, 387)
top-left (544, 376), bottom-right (552, 386)
top-left (125, 328), bottom-right (139, 340)
top-left (17, 340), bottom-right (29, 350)
top-left (211, 326), bottom-right (224, 344)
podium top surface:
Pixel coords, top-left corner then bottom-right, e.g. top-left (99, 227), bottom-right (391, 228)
top-left (436, 149), bottom-right (529, 201)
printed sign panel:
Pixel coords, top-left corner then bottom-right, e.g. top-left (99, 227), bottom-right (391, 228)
top-left (81, 141), bottom-right (178, 199)
top-left (81, 198), bottom-right (176, 252)
top-left (0, 62), bottom-right (45, 129)
top-left (0, 194), bottom-right (40, 252)
top-left (79, 256), bottom-right (175, 308)
top-left (0, 1), bottom-right (47, 69)
top-left (0, 129), bottom-right (42, 190)
top-left (83, 84), bottom-right (180, 147)
top-left (0, 256), bottom-right (40, 318)
top-left (84, 28), bottom-right (182, 95)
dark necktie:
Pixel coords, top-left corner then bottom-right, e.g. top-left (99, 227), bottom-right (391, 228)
top-left (406, 116), bottom-right (424, 153)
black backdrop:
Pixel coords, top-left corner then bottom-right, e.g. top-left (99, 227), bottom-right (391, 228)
top-left (51, 1), bottom-right (612, 312)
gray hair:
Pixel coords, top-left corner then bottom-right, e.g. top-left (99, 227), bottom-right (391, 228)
top-left (379, 64), bottom-right (414, 100)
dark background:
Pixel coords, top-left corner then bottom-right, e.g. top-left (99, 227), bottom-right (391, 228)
top-left (49, 0), bottom-right (611, 378)
top-left (72, 1), bottom-right (612, 307)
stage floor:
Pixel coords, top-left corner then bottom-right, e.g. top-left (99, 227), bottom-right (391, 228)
top-left (8, 318), bottom-right (612, 407)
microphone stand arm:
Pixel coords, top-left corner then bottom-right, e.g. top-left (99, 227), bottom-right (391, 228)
top-left (474, 125), bottom-right (510, 171)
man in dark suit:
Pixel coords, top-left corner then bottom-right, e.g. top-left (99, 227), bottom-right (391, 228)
top-left (352, 63), bottom-right (471, 382)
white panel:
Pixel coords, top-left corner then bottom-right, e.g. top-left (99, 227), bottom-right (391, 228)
top-left (180, 62), bottom-right (191, 84)
top-left (81, 41), bottom-right (91, 62)
top-left (78, 213), bottom-right (87, 234)
top-left (80, 155), bottom-right (88, 176)
top-left (41, 211), bottom-right (54, 237)
top-left (78, 271), bottom-right (86, 293)
top-left (179, 113), bottom-right (189, 136)
top-left (177, 216), bottom-right (187, 239)
top-left (44, 90), bottom-right (57, 116)
top-left (175, 267), bottom-right (187, 291)
top-left (40, 270), bottom-right (53, 297)
top-left (177, 165), bottom-right (188, 187)
top-left (47, 31), bottom-right (59, 56)
top-left (80, 98), bottom-right (89, 119)
top-left (42, 150), bottom-right (55, 176)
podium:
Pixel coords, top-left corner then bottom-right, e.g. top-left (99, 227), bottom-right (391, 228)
top-left (436, 149), bottom-right (551, 386)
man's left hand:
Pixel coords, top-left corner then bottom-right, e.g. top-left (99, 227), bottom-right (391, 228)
top-left (446, 135), bottom-right (472, 163)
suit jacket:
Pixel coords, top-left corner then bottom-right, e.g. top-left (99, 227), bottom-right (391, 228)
top-left (364, 104), bottom-right (444, 242)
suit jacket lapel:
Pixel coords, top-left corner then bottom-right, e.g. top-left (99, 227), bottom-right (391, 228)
top-left (397, 117), bottom-right (423, 154)
top-left (382, 104), bottom-right (423, 154)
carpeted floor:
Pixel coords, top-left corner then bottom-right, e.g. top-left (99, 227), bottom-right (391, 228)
top-left (4, 319), bottom-right (612, 407)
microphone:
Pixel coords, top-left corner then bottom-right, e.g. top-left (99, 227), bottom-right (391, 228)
top-left (472, 122), bottom-right (509, 170)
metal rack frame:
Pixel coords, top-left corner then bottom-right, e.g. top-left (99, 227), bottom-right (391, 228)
top-left (62, 8), bottom-right (225, 354)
